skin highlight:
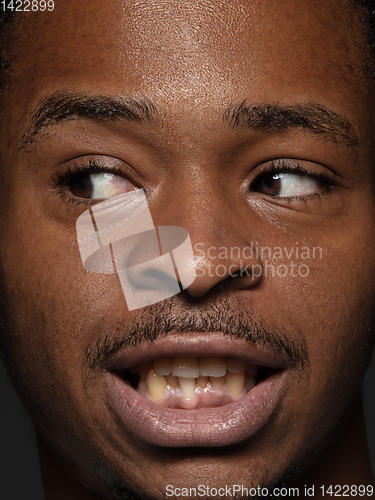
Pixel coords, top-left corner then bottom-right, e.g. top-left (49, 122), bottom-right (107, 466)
top-left (0, 0), bottom-right (374, 499)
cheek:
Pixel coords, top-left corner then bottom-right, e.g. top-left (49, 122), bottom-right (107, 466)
top-left (0, 212), bottom-right (157, 491)
top-left (255, 220), bottom-right (375, 425)
top-left (247, 242), bottom-right (375, 473)
top-left (285, 250), bottom-right (374, 411)
top-left (0, 201), bottom-right (124, 413)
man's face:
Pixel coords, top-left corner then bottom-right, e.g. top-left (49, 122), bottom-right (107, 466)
top-left (0, 0), bottom-right (375, 498)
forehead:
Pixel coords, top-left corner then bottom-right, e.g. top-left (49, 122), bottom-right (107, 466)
top-left (10, 0), bottom-right (367, 115)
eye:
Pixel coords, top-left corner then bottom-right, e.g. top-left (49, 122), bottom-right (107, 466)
top-left (67, 172), bottom-right (134, 199)
top-left (253, 172), bottom-right (323, 198)
top-left (52, 157), bottom-right (139, 202)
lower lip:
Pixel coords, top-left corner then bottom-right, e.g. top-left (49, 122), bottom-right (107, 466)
top-left (105, 370), bottom-right (285, 447)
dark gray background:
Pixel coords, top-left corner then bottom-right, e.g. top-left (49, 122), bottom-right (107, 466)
top-left (1, 353), bottom-right (375, 500)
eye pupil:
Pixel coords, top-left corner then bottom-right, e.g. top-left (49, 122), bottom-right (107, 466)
top-left (68, 175), bottom-right (93, 199)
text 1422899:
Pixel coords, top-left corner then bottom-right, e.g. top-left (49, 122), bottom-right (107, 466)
top-left (1, 1), bottom-right (54, 11)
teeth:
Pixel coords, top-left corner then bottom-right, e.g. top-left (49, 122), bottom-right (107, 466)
top-left (225, 357), bottom-right (247, 373)
top-left (225, 357), bottom-right (257, 375)
top-left (146, 369), bottom-right (168, 400)
top-left (210, 375), bottom-right (226, 390)
top-left (172, 356), bottom-right (199, 378)
top-left (153, 357), bottom-right (173, 376)
top-left (199, 356), bottom-right (227, 377)
top-left (178, 377), bottom-right (196, 399)
top-left (197, 375), bottom-right (208, 389)
top-left (166, 373), bottom-right (179, 388)
top-left (141, 356), bottom-right (257, 401)
top-left (226, 371), bottom-right (245, 397)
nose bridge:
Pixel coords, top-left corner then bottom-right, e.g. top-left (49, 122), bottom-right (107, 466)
top-left (152, 163), bottom-right (232, 239)
top-left (154, 165), bottom-right (246, 245)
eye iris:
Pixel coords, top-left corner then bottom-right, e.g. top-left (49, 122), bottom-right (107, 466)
top-left (68, 174), bottom-right (93, 199)
top-left (261, 174), bottom-right (282, 196)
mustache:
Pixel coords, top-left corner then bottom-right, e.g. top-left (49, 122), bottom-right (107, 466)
top-left (85, 297), bottom-right (308, 370)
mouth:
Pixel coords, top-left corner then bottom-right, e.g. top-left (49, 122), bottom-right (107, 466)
top-left (121, 355), bottom-right (268, 410)
top-left (104, 334), bottom-right (287, 447)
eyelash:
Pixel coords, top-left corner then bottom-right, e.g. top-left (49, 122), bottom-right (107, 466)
top-left (52, 159), bottom-right (124, 185)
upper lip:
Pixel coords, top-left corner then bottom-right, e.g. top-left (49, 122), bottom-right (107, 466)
top-left (104, 332), bottom-right (290, 372)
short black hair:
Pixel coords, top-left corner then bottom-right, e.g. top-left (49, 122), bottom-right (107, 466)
top-left (359, 1), bottom-right (375, 46)
top-left (0, 10), bottom-right (16, 96)
top-left (0, 1), bottom-right (375, 96)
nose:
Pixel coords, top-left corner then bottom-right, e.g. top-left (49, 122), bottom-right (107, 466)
top-left (76, 186), bottom-right (263, 310)
top-left (150, 183), bottom-right (263, 299)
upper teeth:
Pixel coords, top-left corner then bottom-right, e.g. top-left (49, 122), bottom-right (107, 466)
top-left (134, 356), bottom-right (258, 401)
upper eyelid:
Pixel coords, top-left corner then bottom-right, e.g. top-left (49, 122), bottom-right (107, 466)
top-left (263, 159), bottom-right (318, 175)
top-left (254, 158), bottom-right (337, 183)
top-left (51, 159), bottom-right (135, 186)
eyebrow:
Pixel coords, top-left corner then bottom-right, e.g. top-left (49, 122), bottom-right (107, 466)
top-left (20, 91), bottom-right (158, 148)
top-left (20, 91), bottom-right (359, 150)
top-left (223, 101), bottom-right (359, 148)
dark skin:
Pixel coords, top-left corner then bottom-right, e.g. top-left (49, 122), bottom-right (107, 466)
top-left (0, 0), bottom-right (375, 498)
